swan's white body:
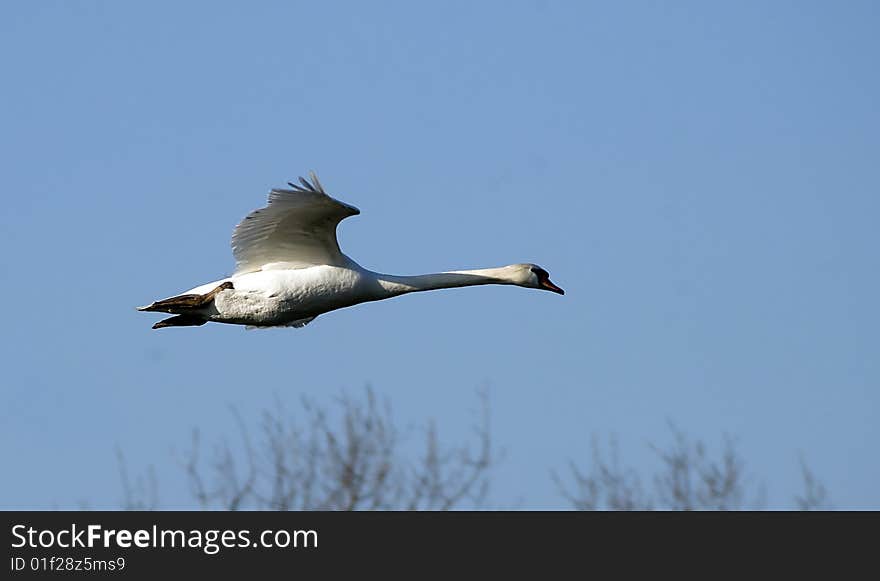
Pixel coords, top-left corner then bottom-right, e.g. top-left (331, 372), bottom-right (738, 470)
top-left (139, 173), bottom-right (563, 329)
top-left (179, 266), bottom-right (364, 328)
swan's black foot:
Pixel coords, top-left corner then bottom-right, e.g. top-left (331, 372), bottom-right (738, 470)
top-left (152, 315), bottom-right (208, 329)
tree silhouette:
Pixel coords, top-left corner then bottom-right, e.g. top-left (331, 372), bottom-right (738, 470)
top-left (118, 387), bottom-right (494, 510)
top-left (117, 392), bottom-right (831, 510)
top-left (553, 423), bottom-right (830, 510)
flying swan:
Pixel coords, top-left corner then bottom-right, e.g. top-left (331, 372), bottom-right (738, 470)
top-left (138, 172), bottom-right (564, 329)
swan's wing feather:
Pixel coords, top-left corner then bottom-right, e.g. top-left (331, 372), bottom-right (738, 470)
top-left (231, 172), bottom-right (359, 273)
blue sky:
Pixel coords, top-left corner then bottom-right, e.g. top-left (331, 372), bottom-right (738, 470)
top-left (1, 0), bottom-right (877, 509)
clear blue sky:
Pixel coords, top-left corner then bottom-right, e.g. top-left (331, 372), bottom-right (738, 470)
top-left (1, 1), bottom-right (877, 509)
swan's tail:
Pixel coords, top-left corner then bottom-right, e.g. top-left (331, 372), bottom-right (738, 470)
top-left (137, 293), bottom-right (209, 313)
top-left (137, 282), bottom-right (234, 315)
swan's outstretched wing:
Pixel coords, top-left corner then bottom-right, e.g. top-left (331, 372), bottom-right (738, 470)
top-left (231, 172), bottom-right (360, 273)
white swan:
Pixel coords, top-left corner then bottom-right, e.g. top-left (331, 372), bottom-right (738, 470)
top-left (138, 172), bottom-right (564, 329)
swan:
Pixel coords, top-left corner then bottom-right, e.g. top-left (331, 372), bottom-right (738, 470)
top-left (138, 172), bottom-right (564, 329)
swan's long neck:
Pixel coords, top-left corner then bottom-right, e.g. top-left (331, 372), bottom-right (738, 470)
top-left (370, 267), bottom-right (515, 298)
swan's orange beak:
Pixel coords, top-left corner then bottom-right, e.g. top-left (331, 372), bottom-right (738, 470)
top-left (541, 278), bottom-right (565, 295)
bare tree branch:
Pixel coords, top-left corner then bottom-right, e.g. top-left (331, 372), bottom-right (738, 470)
top-left (795, 455), bottom-right (831, 510)
top-left (552, 435), bottom-right (650, 510)
top-left (116, 447), bottom-right (158, 510)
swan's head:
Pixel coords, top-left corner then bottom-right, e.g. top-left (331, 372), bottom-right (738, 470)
top-left (507, 263), bottom-right (565, 295)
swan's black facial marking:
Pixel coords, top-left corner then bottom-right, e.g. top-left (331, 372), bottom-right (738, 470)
top-left (530, 266), bottom-right (564, 295)
top-left (531, 267), bottom-right (550, 280)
